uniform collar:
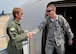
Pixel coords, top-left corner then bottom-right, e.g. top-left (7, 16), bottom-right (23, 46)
top-left (14, 19), bottom-right (20, 25)
top-left (49, 15), bottom-right (58, 22)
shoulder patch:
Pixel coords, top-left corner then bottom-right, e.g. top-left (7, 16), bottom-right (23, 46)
top-left (10, 27), bottom-right (15, 31)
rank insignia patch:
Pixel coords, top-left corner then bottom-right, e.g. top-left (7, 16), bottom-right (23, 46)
top-left (10, 28), bottom-right (15, 31)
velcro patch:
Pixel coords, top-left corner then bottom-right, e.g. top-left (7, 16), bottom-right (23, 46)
top-left (10, 28), bottom-right (15, 31)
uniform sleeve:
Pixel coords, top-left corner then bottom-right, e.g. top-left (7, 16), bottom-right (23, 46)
top-left (7, 24), bottom-right (28, 42)
top-left (32, 18), bottom-right (47, 34)
top-left (61, 16), bottom-right (74, 40)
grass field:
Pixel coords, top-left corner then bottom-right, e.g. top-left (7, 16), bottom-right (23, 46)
top-left (0, 15), bottom-right (11, 48)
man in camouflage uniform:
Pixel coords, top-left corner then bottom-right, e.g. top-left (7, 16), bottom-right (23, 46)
top-left (29, 2), bottom-right (74, 54)
top-left (6, 7), bottom-right (31, 54)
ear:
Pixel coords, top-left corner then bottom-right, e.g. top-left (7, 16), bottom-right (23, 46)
top-left (15, 13), bottom-right (19, 17)
top-left (45, 13), bottom-right (48, 18)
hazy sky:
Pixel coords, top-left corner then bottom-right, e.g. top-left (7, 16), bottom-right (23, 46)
top-left (0, 0), bottom-right (63, 14)
top-left (0, 0), bottom-right (29, 13)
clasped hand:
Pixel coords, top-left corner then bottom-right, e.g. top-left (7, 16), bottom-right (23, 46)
top-left (27, 32), bottom-right (33, 38)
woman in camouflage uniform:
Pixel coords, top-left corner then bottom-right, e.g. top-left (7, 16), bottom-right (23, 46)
top-left (6, 7), bottom-right (30, 54)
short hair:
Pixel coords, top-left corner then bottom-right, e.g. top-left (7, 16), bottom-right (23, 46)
top-left (46, 2), bottom-right (56, 11)
top-left (12, 7), bottom-right (23, 18)
top-left (45, 2), bottom-right (56, 18)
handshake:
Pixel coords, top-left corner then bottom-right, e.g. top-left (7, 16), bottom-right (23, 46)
top-left (27, 32), bottom-right (33, 38)
top-left (25, 28), bottom-right (39, 39)
top-left (24, 30), bottom-right (33, 39)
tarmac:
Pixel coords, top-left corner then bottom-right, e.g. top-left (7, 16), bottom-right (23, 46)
top-left (0, 15), bottom-right (11, 54)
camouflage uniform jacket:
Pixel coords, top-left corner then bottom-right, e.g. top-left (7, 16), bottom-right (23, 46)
top-left (32, 15), bottom-right (74, 46)
top-left (7, 19), bottom-right (28, 50)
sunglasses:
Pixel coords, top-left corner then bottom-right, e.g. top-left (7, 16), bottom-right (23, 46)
top-left (20, 13), bottom-right (24, 15)
top-left (46, 10), bottom-right (52, 12)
